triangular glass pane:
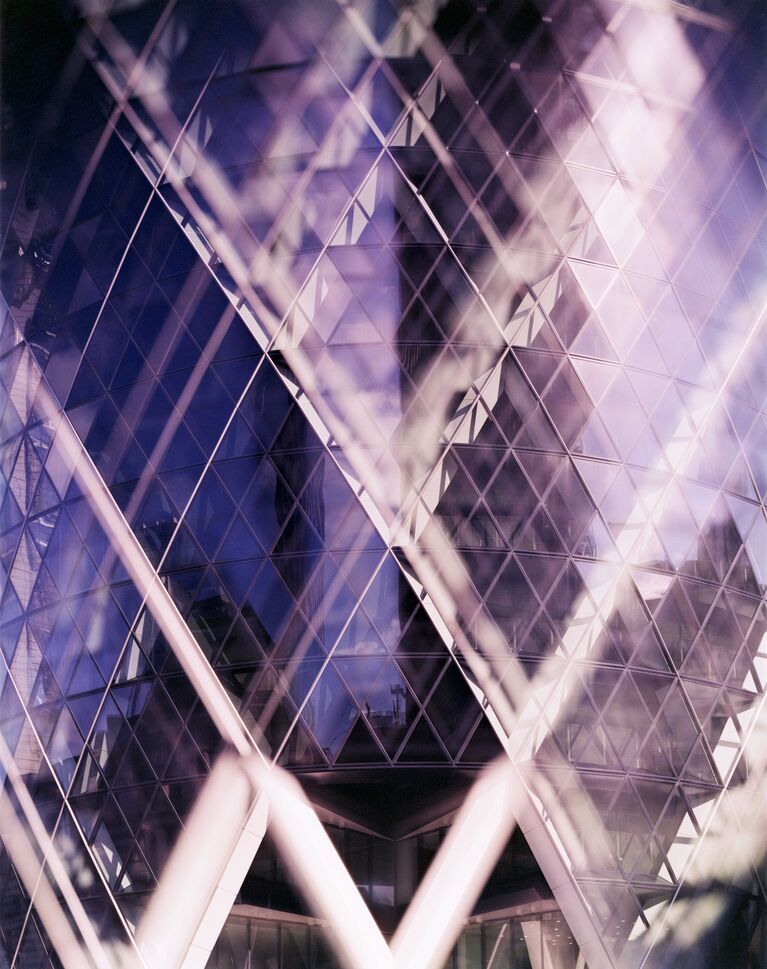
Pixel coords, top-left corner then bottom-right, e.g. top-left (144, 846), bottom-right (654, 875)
top-left (656, 684), bottom-right (700, 774)
top-left (574, 412), bottom-right (621, 460)
top-left (552, 689), bottom-right (598, 764)
top-left (302, 664), bottom-right (357, 761)
top-left (577, 723), bottom-right (623, 770)
top-left (612, 780), bottom-right (655, 874)
top-left (724, 589), bottom-right (758, 638)
top-left (573, 457), bottom-right (621, 506)
top-left (654, 582), bottom-right (700, 669)
top-left (630, 523), bottom-right (672, 572)
top-left (513, 404), bottom-right (563, 451)
top-left (333, 656), bottom-right (388, 707)
top-left (114, 637), bottom-right (153, 684)
top-left (335, 715), bottom-right (387, 765)
top-left (363, 660), bottom-right (416, 757)
top-left (398, 714), bottom-right (449, 763)
top-left (544, 563), bottom-right (588, 636)
top-left (216, 616), bottom-right (264, 667)
top-left (570, 314), bottom-right (619, 361)
top-left (396, 655), bottom-right (447, 704)
top-left (522, 612), bottom-right (559, 658)
top-left (486, 557), bottom-right (539, 647)
top-left (517, 507), bottom-right (565, 554)
top-left (334, 606), bottom-right (387, 657)
top-left (278, 718), bottom-right (328, 769)
top-left (460, 549), bottom-right (507, 597)
top-left (631, 629), bottom-right (669, 671)
top-left (726, 643), bottom-right (757, 693)
top-left (516, 553), bottom-right (565, 600)
top-left (726, 547), bottom-right (760, 595)
top-left (575, 513), bottom-right (619, 560)
top-left (457, 714), bottom-right (503, 764)
top-left (241, 560), bottom-right (295, 653)
top-left (66, 648), bottom-right (105, 697)
top-left (630, 672), bottom-right (674, 717)
top-left (426, 661), bottom-right (482, 758)
top-left (680, 735), bottom-right (718, 785)
top-left (215, 455), bottom-right (263, 502)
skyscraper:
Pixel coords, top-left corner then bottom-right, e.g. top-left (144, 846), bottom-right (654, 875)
top-left (2, 1), bottom-right (767, 967)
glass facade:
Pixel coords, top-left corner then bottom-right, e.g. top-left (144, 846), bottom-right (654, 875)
top-left (1, 0), bottom-right (767, 967)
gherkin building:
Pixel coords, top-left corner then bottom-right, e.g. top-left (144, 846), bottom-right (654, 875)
top-left (2, 1), bottom-right (767, 968)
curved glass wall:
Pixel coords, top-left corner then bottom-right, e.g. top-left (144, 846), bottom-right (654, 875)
top-left (2, 0), bottom-right (767, 967)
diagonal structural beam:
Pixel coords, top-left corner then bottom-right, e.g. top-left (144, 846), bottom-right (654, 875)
top-left (136, 753), bottom-right (266, 969)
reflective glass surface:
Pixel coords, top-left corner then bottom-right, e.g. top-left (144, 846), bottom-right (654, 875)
top-left (2, 0), bottom-right (767, 967)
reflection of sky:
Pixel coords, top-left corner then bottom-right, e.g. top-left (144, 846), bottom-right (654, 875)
top-left (296, 158), bottom-right (404, 439)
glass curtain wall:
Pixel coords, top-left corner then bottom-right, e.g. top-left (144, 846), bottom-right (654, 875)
top-left (1, 1), bottom-right (767, 968)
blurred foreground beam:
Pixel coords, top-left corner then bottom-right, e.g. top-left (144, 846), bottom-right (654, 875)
top-left (0, 732), bottom-right (118, 969)
top-left (136, 752), bottom-right (268, 969)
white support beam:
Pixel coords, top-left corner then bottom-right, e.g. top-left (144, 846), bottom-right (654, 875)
top-left (136, 752), bottom-right (267, 969)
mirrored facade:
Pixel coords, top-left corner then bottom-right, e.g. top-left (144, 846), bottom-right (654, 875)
top-left (2, 0), bottom-right (767, 967)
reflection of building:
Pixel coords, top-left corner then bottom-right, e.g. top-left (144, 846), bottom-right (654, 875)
top-left (1, 1), bottom-right (767, 967)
